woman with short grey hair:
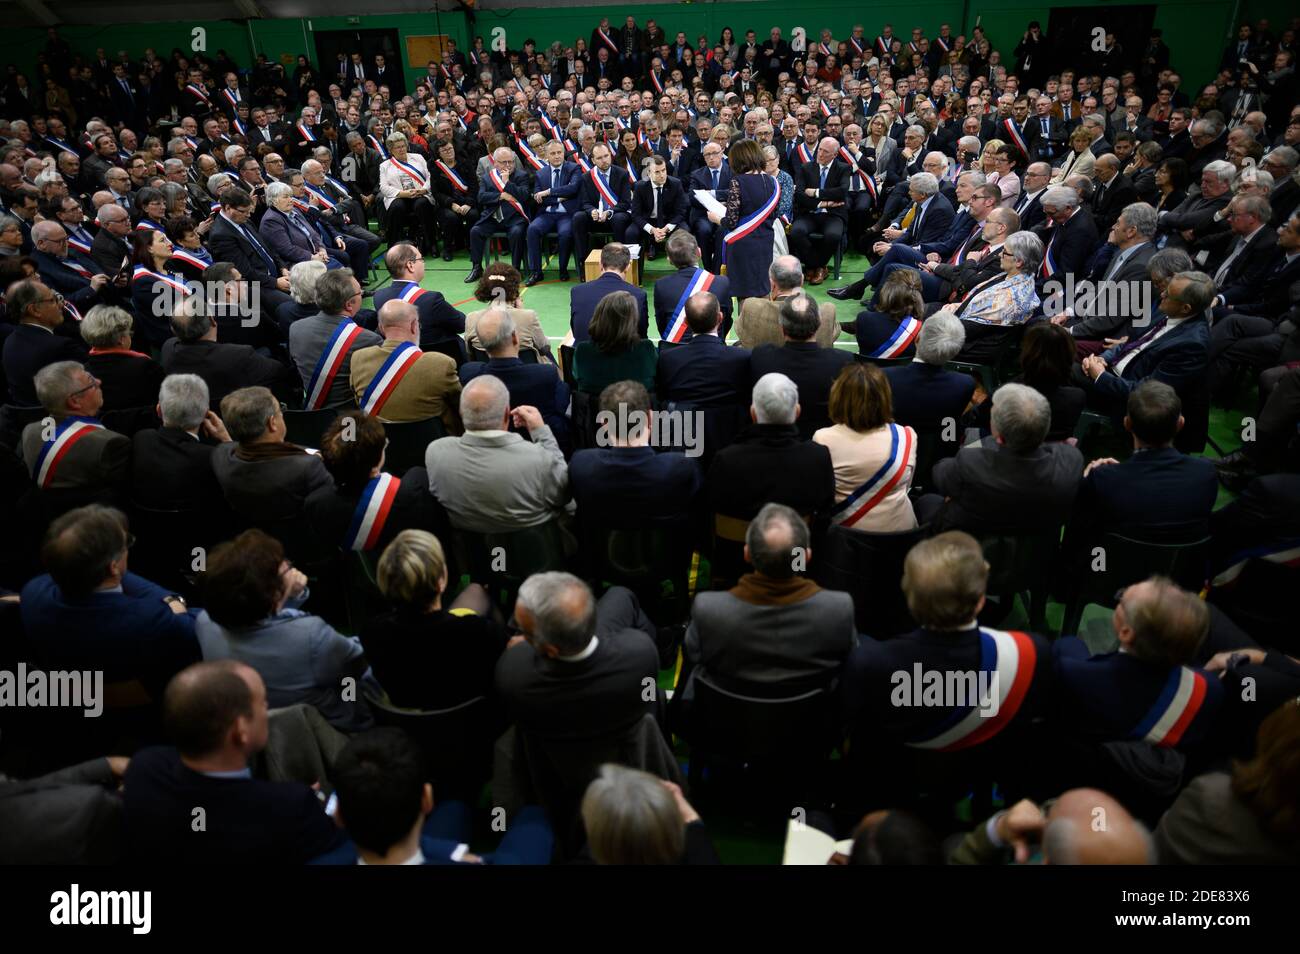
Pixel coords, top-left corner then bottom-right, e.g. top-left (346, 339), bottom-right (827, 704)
top-left (81, 303), bottom-right (166, 414)
top-left (0, 214), bottom-right (23, 256)
top-left (580, 763), bottom-right (717, 864)
top-left (935, 231), bottom-right (1042, 342)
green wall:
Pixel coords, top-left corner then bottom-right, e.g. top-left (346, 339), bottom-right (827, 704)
top-left (0, 1), bottom-right (1285, 97)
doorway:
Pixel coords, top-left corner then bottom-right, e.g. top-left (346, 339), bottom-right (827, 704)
top-left (1046, 6), bottom-right (1158, 76)
top-left (313, 28), bottom-right (402, 84)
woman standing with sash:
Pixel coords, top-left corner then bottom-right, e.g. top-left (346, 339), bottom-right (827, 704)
top-left (709, 138), bottom-right (779, 305)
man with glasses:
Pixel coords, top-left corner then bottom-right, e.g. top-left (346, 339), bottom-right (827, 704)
top-left (687, 141), bottom-right (731, 271)
top-left (30, 220), bottom-right (114, 317)
top-left (288, 267), bottom-right (380, 410)
top-left (1, 280), bottom-right (89, 406)
top-left (18, 359), bottom-right (129, 496)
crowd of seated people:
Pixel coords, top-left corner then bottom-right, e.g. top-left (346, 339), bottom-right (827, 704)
top-left (1, 14), bottom-right (1299, 868)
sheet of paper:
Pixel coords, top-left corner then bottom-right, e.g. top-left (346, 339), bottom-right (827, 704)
top-left (781, 819), bottom-right (853, 865)
top-left (693, 189), bottom-right (726, 217)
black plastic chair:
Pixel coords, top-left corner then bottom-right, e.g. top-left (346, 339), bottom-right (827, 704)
top-left (579, 521), bottom-right (696, 624)
top-left (363, 687), bottom-right (496, 799)
top-left (426, 336), bottom-right (468, 368)
top-left (947, 326), bottom-right (1024, 394)
top-left (911, 425), bottom-right (960, 493)
top-left (558, 343), bottom-right (576, 387)
top-left (813, 523), bottom-right (929, 638)
top-left (569, 389), bottom-right (601, 450)
top-left (280, 406), bottom-right (349, 449)
top-left (468, 347), bottom-right (540, 365)
top-left (980, 530), bottom-right (1061, 632)
top-left (128, 502), bottom-right (230, 601)
top-left (1060, 532), bottom-right (1211, 637)
top-left (383, 416), bottom-right (446, 475)
top-left (0, 403), bottom-right (47, 451)
top-left (452, 520), bottom-right (571, 610)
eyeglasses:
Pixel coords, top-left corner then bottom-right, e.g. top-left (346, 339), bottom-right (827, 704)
top-left (69, 374), bottom-right (101, 396)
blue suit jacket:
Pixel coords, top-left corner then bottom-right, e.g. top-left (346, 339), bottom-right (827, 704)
top-left (533, 161), bottom-right (581, 214)
top-left (1052, 637), bottom-right (1223, 750)
top-left (884, 361), bottom-right (976, 430)
top-left (655, 333), bottom-right (752, 408)
top-left (570, 445), bottom-right (703, 527)
top-left (31, 249), bottom-right (105, 313)
top-left (20, 572), bottom-right (200, 699)
top-left (372, 281), bottom-right (467, 351)
top-left (855, 310), bottom-right (918, 359)
top-left (575, 165), bottom-right (633, 215)
top-left (570, 271), bottom-right (648, 342)
top-left (474, 168), bottom-right (533, 228)
top-left (258, 206), bottom-right (322, 265)
top-left (918, 209), bottom-right (978, 259)
top-left (1093, 316), bottom-right (1210, 402)
top-left (688, 164), bottom-right (733, 217)
top-left (902, 192), bottom-right (956, 246)
top-left (652, 266), bottom-right (732, 338)
top-left (460, 356), bottom-right (570, 439)
top-left (1074, 446), bottom-right (1218, 538)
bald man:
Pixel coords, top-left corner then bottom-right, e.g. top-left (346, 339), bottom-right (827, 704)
top-left (90, 202), bottom-right (133, 275)
top-left (30, 219), bottom-right (113, 315)
top-left (951, 787), bottom-right (1154, 863)
top-left (459, 307), bottom-right (569, 442)
top-left (466, 147), bottom-right (532, 282)
top-left (789, 137), bottom-right (851, 285)
top-left (349, 299), bottom-right (462, 428)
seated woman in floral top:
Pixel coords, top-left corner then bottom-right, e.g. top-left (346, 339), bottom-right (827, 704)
top-left (938, 230), bottom-right (1043, 363)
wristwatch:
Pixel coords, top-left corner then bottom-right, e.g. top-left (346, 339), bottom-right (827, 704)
top-left (164, 594), bottom-right (187, 609)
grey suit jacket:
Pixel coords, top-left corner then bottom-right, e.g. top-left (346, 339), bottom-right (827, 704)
top-left (210, 442), bottom-right (333, 524)
top-left (287, 313), bottom-right (382, 409)
top-left (425, 427), bottom-right (571, 532)
top-left (1067, 242), bottom-right (1158, 339)
top-left (931, 439), bottom-right (1084, 535)
top-left (0, 758), bottom-right (123, 864)
top-left (1155, 771), bottom-right (1299, 864)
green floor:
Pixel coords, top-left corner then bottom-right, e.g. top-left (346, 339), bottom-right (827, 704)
top-left (379, 247), bottom-right (1251, 864)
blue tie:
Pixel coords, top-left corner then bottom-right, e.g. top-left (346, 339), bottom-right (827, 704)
top-left (819, 166), bottom-right (827, 191)
top-left (712, 169), bottom-right (719, 190)
top-left (242, 224), bottom-right (275, 272)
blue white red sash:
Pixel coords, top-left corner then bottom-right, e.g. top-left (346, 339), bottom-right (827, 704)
top-left (617, 116), bottom-right (632, 131)
top-left (819, 42), bottom-right (833, 57)
top-left (838, 147), bottom-right (873, 194)
top-left (488, 169), bottom-right (529, 221)
top-left (905, 628), bottom-right (1038, 751)
top-left (184, 135), bottom-right (200, 150)
top-left (1003, 118), bottom-right (1029, 160)
top-left (650, 71), bottom-right (664, 94)
top-left (64, 300), bottom-right (82, 321)
top-left (469, 50), bottom-right (482, 68)
top-left (360, 341), bottom-right (423, 416)
top-left (935, 37), bottom-right (950, 54)
top-left (909, 41), bottom-right (921, 55)
top-left (304, 320), bottom-right (365, 410)
top-left (456, 112), bottom-right (470, 132)
top-left (795, 142), bottom-right (814, 164)
top-left (1039, 230), bottom-right (1058, 278)
top-left (388, 156), bottom-right (427, 187)
top-left (665, 268), bottom-right (715, 343)
top-left (572, 148), bottom-right (592, 174)
top-left (62, 255), bottom-right (92, 278)
top-left (34, 417), bottom-right (104, 488)
top-left (395, 281), bottom-right (428, 305)
top-left (875, 37), bottom-right (891, 57)
top-left (168, 248), bottom-right (210, 272)
top-left (849, 37), bottom-right (865, 57)
top-left (368, 134), bottom-right (388, 158)
top-left (221, 87), bottom-right (240, 110)
top-left (135, 219), bottom-right (164, 232)
top-left (438, 62), bottom-right (453, 83)
top-left (305, 183), bottom-right (339, 209)
top-left (1132, 667), bottom-right (1210, 747)
top-left (723, 174), bottom-right (779, 246)
top-left (590, 168), bottom-right (618, 208)
top-left (210, 201), bottom-right (222, 214)
top-left (133, 266), bottom-right (190, 297)
top-left (434, 160), bottom-right (468, 193)
top-left (539, 113), bottom-right (561, 140)
top-left (325, 175), bottom-right (350, 196)
top-left (820, 100), bottom-right (833, 118)
top-left (624, 158), bottom-right (639, 183)
top-left (233, 118), bottom-right (247, 138)
top-left (1212, 539), bottom-right (1300, 587)
top-left (45, 136), bottom-right (79, 157)
top-left (596, 28), bottom-right (619, 54)
top-left (186, 83), bottom-right (211, 105)
top-left (343, 473), bottom-right (401, 551)
top-left (295, 122), bottom-right (317, 143)
top-left (513, 76), bottom-right (527, 95)
top-left (828, 423), bottom-right (914, 527)
top-left (868, 316), bottom-right (922, 358)
top-left (515, 136), bottom-right (544, 171)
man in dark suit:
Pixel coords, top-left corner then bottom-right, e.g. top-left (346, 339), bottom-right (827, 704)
top-left (919, 207), bottom-right (1018, 306)
top-left (107, 64), bottom-right (141, 129)
top-left (570, 242), bottom-right (647, 343)
top-left (571, 142), bottom-right (633, 267)
top-left (1090, 154), bottom-right (1138, 234)
top-left (624, 156), bottom-right (688, 261)
top-left (1, 278), bottom-right (88, 405)
top-left (919, 382), bottom-right (1084, 535)
top-left (840, 530), bottom-right (1053, 752)
top-left (124, 660), bottom-right (343, 864)
top-left (1036, 185), bottom-right (1100, 290)
top-left (373, 242), bottom-right (467, 353)
top-left (161, 301), bottom-right (293, 411)
top-left (705, 370), bottom-right (835, 522)
top-left (210, 385), bottom-right (333, 527)
top-left (687, 141), bottom-right (732, 270)
top-left (749, 293), bottom-right (853, 439)
top-left (459, 308), bottom-right (569, 444)
top-left (130, 373), bottom-right (230, 511)
top-left (20, 505), bottom-right (198, 701)
top-left (89, 203), bottom-right (132, 276)
top-left (789, 138), bottom-right (851, 286)
top-left (523, 140), bottom-right (581, 286)
top-left (1078, 270), bottom-right (1214, 417)
top-left (885, 169), bottom-right (957, 255)
top-left (31, 221), bottom-right (115, 318)
top-left (1011, 162), bottom-right (1052, 233)
top-left (1059, 202), bottom-right (1158, 344)
top-left (372, 53), bottom-right (404, 98)
top-left (1052, 578), bottom-right (1223, 751)
top-left (661, 124), bottom-right (699, 183)
top-left (656, 291), bottom-right (751, 410)
top-left (1070, 381), bottom-right (1218, 546)
top-left (885, 313), bottom-right (978, 432)
top-left (652, 231), bottom-right (731, 341)
top-left (207, 188), bottom-right (293, 312)
top-left (570, 380), bottom-right (702, 527)
top-left (1202, 194), bottom-right (1278, 299)
top-left (466, 147), bottom-right (532, 282)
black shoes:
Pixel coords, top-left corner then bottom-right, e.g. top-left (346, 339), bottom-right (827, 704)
top-left (558, 268), bottom-right (570, 282)
top-left (442, 246), bottom-right (454, 262)
top-left (464, 265), bottom-right (483, 283)
top-left (1215, 449), bottom-right (1260, 492)
top-left (827, 283), bottom-right (863, 301)
top-left (524, 271), bottom-right (544, 287)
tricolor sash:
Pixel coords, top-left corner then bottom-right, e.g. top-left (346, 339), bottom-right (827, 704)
top-left (617, 116), bottom-right (632, 131)
top-left (488, 168), bottom-right (529, 221)
top-left (438, 62), bottom-right (453, 83)
top-left (650, 71), bottom-right (664, 94)
top-left (596, 28), bottom-right (619, 54)
top-left (909, 41), bottom-right (921, 54)
top-left (515, 136), bottom-right (544, 171)
top-left (819, 42), bottom-right (833, 57)
top-left (135, 219), bottom-right (164, 232)
top-left (305, 183), bottom-right (339, 209)
top-left (133, 266), bottom-right (190, 298)
top-left (875, 36), bottom-right (890, 57)
top-left (304, 320), bottom-right (365, 410)
top-left (233, 117), bottom-right (248, 138)
top-left (572, 148), bottom-right (592, 174)
top-left (434, 160), bottom-right (469, 193)
top-left (368, 134), bottom-right (389, 158)
top-left (184, 136), bottom-right (200, 150)
top-left (168, 248), bottom-right (210, 272)
top-left (1133, 667), bottom-right (1210, 747)
top-left (395, 281), bottom-right (428, 305)
top-left (849, 36), bottom-right (865, 57)
top-left (360, 341), bottom-right (423, 416)
top-left (828, 423), bottom-right (914, 527)
top-left (795, 142), bottom-right (814, 165)
top-left (297, 122), bottom-right (316, 142)
top-left (1003, 118), bottom-right (1029, 160)
top-left (838, 147), bottom-right (873, 192)
top-left (820, 100), bottom-right (833, 118)
top-left (624, 158), bottom-right (639, 183)
top-left (868, 316), bottom-right (922, 359)
top-left (723, 174), bottom-right (780, 246)
top-left (905, 629), bottom-right (1038, 751)
top-left (221, 87), bottom-right (240, 110)
top-left (590, 168), bottom-right (618, 209)
top-left (64, 300), bottom-right (83, 322)
top-left (388, 155), bottom-right (427, 187)
top-left (1212, 540), bottom-right (1300, 587)
top-left (63, 258), bottom-right (92, 279)
top-left (665, 268), bottom-right (715, 343)
top-left (539, 113), bottom-right (561, 139)
top-left (45, 137), bottom-right (79, 157)
top-left (186, 83), bottom-right (211, 105)
top-left (1039, 230), bottom-right (1058, 278)
top-left (456, 112), bottom-right (470, 132)
top-left (935, 37), bottom-right (950, 54)
top-left (34, 417), bottom-right (104, 488)
top-left (343, 473), bottom-right (401, 551)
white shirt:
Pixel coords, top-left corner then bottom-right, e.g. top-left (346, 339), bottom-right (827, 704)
top-left (557, 635), bottom-right (599, 662)
top-left (1114, 315), bottom-right (1187, 376)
